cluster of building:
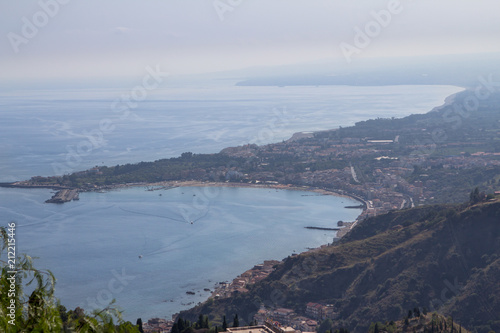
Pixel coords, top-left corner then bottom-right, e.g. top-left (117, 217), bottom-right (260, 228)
top-left (141, 263), bottom-right (336, 333)
top-left (227, 322), bottom-right (303, 333)
top-left (227, 322), bottom-right (298, 333)
top-left (142, 317), bottom-right (173, 333)
top-left (212, 261), bottom-right (281, 299)
top-left (140, 302), bottom-right (336, 333)
top-left (252, 302), bottom-right (337, 333)
top-left (220, 134), bottom-right (500, 218)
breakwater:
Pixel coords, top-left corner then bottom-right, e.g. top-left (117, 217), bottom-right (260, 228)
top-left (45, 189), bottom-right (79, 203)
top-left (305, 226), bottom-right (340, 231)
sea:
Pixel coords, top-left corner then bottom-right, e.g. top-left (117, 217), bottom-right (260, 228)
top-left (0, 81), bottom-right (462, 321)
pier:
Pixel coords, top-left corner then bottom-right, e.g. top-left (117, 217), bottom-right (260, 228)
top-left (45, 189), bottom-right (79, 204)
top-left (305, 226), bottom-right (340, 231)
top-left (344, 204), bottom-right (365, 209)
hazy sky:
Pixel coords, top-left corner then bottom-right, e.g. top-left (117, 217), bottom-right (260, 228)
top-left (1, 0), bottom-right (499, 82)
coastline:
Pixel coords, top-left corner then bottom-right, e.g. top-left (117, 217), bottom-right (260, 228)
top-left (428, 87), bottom-right (465, 113)
top-left (1, 179), bottom-right (366, 238)
top-left (1, 179), bottom-right (365, 214)
top-left (1, 87), bottom-right (460, 324)
top-left (2, 78), bottom-right (496, 329)
top-left (1, 180), bottom-right (363, 325)
top-left (2, 178), bottom-right (364, 322)
top-left (83, 179), bottom-right (365, 323)
top-left (85, 180), bottom-right (367, 240)
top-left (128, 180), bottom-right (365, 322)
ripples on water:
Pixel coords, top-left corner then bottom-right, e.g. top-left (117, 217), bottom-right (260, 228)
top-left (0, 83), bottom-right (461, 320)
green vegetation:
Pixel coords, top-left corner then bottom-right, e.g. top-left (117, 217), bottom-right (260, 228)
top-left (368, 311), bottom-right (469, 333)
top-left (179, 199), bottom-right (500, 333)
top-left (0, 226), bottom-right (141, 332)
top-left (18, 90), bottom-right (500, 208)
top-left (170, 315), bottom-right (242, 333)
top-left (5, 90), bottom-right (500, 331)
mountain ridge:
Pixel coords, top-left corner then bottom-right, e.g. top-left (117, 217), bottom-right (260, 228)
top-left (179, 199), bottom-right (500, 333)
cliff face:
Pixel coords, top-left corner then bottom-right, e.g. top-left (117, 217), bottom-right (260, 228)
top-left (180, 200), bottom-right (500, 333)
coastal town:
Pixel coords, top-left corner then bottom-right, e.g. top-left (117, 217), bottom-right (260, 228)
top-left (2, 90), bottom-right (500, 332)
top-left (7, 129), bottom-right (500, 219)
top-left (142, 258), bottom-right (337, 333)
top-left (128, 92), bottom-right (500, 333)
top-left (6, 89), bottom-right (500, 222)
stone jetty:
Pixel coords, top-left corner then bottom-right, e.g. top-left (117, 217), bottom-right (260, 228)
top-left (45, 189), bottom-right (79, 204)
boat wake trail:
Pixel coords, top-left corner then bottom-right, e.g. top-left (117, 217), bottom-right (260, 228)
top-left (119, 207), bottom-right (188, 224)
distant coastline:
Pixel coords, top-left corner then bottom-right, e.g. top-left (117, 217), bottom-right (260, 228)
top-left (6, 86), bottom-right (499, 323)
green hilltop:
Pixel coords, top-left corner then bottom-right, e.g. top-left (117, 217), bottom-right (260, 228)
top-left (179, 198), bottom-right (500, 332)
top-left (4, 88), bottom-right (500, 332)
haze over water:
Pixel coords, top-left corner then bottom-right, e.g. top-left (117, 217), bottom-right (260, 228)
top-left (0, 83), bottom-right (462, 321)
top-left (0, 83), bottom-right (461, 181)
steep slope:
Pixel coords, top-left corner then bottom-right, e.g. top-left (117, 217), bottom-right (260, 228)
top-left (180, 200), bottom-right (500, 332)
top-left (368, 311), bottom-right (471, 333)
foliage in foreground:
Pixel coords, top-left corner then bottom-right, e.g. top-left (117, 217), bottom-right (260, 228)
top-left (0, 225), bottom-right (140, 333)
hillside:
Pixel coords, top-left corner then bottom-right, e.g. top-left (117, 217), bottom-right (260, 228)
top-left (367, 311), bottom-right (470, 333)
top-left (179, 199), bottom-right (500, 332)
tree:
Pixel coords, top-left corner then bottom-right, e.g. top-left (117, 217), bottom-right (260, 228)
top-left (0, 225), bottom-right (140, 333)
top-left (137, 318), bottom-right (144, 333)
top-left (232, 314), bottom-right (239, 328)
top-left (178, 317), bottom-right (186, 332)
top-left (470, 187), bottom-right (485, 204)
top-left (181, 152), bottom-right (193, 159)
top-left (222, 315), bottom-right (228, 331)
top-left (196, 314), bottom-right (209, 329)
top-left (318, 319), bottom-right (334, 333)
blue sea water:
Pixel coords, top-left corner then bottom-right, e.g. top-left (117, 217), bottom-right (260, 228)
top-left (1, 185), bottom-right (362, 321)
top-left (0, 83), bottom-right (462, 181)
top-left (0, 82), bottom-right (462, 321)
